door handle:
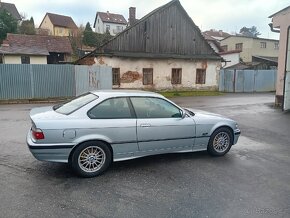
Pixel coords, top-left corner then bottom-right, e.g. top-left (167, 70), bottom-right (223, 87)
top-left (140, 124), bottom-right (151, 127)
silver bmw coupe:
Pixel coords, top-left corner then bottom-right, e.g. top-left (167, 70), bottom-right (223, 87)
top-left (27, 90), bottom-right (240, 177)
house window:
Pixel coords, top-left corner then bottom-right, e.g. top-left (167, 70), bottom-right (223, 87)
top-left (112, 68), bottom-right (120, 85)
top-left (196, 69), bottom-right (206, 84)
top-left (260, 42), bottom-right (267, 48)
top-left (274, 42), bottom-right (279, 50)
top-left (106, 25), bottom-right (110, 32)
top-left (21, 56), bottom-right (30, 64)
top-left (221, 45), bottom-right (228, 52)
top-left (235, 43), bottom-right (243, 51)
top-left (171, 68), bottom-right (182, 84)
top-left (143, 68), bottom-right (153, 85)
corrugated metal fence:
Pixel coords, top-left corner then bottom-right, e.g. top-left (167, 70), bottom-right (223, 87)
top-left (0, 64), bottom-right (112, 100)
top-left (219, 69), bottom-right (276, 92)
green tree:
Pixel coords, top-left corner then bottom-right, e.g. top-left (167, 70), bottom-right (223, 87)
top-left (19, 16), bottom-right (36, 35)
top-left (239, 26), bottom-right (261, 38)
top-left (82, 22), bottom-right (96, 46)
top-left (0, 10), bottom-right (18, 42)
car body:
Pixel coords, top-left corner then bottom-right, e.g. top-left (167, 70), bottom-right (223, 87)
top-left (27, 90), bottom-right (241, 177)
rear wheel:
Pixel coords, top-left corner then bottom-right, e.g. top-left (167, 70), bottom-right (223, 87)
top-left (71, 141), bottom-right (112, 177)
top-left (207, 127), bottom-right (233, 156)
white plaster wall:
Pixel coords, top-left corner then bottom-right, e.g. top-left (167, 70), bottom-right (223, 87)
top-left (94, 56), bottom-right (220, 90)
top-left (3, 56), bottom-right (21, 64)
top-left (221, 53), bottom-right (240, 67)
top-left (30, 56), bottom-right (47, 64)
top-left (3, 55), bottom-right (47, 64)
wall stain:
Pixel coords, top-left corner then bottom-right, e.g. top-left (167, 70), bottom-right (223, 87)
top-left (121, 71), bottom-right (141, 83)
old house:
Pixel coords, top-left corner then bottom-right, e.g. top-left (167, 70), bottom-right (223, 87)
top-left (0, 34), bottom-right (73, 64)
top-left (269, 5), bottom-right (290, 110)
top-left (78, 0), bottom-right (221, 90)
top-left (0, 0), bottom-right (21, 21)
top-left (39, 13), bottom-right (78, 37)
top-left (93, 11), bottom-right (127, 36)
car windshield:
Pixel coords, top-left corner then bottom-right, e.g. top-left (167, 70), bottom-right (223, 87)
top-left (54, 93), bottom-right (98, 115)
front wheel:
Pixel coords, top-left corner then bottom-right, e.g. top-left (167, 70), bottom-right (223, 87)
top-left (71, 141), bottom-right (112, 177)
top-left (207, 127), bottom-right (233, 156)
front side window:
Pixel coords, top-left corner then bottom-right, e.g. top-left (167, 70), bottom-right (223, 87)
top-left (130, 97), bottom-right (182, 118)
top-left (260, 42), bottom-right (266, 48)
top-left (112, 68), bottom-right (120, 85)
top-left (21, 56), bottom-right (30, 64)
top-left (88, 97), bottom-right (132, 119)
top-left (171, 68), bottom-right (182, 84)
top-left (235, 43), bottom-right (243, 51)
top-left (196, 69), bottom-right (206, 84)
top-left (54, 93), bottom-right (98, 115)
top-left (143, 68), bottom-right (153, 85)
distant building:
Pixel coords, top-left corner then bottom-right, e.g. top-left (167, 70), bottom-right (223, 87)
top-left (220, 35), bottom-right (279, 63)
top-left (203, 29), bottom-right (231, 41)
top-left (0, 34), bottom-right (73, 64)
top-left (0, 0), bottom-right (21, 20)
top-left (93, 11), bottom-right (127, 36)
top-left (39, 13), bottom-right (78, 37)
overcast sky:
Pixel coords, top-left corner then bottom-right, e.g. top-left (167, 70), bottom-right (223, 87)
top-left (3, 0), bottom-right (289, 39)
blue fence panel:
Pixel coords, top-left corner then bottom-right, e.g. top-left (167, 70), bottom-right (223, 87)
top-left (224, 70), bottom-right (234, 92)
top-left (243, 70), bottom-right (255, 92)
top-left (219, 70), bottom-right (225, 91)
top-left (235, 70), bottom-right (244, 92)
top-left (254, 70), bottom-right (276, 92)
top-left (0, 64), bottom-right (32, 99)
top-left (32, 65), bottom-right (75, 98)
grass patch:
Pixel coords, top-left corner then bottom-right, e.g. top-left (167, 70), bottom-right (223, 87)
top-left (158, 90), bottom-right (222, 98)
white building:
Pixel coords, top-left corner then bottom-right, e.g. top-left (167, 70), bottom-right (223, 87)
top-left (93, 11), bottom-right (127, 36)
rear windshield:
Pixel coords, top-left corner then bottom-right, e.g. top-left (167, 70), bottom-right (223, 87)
top-left (54, 93), bottom-right (98, 115)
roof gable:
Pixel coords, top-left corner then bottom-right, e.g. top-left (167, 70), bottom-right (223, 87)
top-left (0, 2), bottom-right (21, 20)
top-left (93, 11), bottom-right (127, 27)
top-left (40, 13), bottom-right (78, 29)
top-left (269, 5), bottom-right (290, 18)
top-left (0, 34), bottom-right (73, 55)
top-left (93, 0), bottom-right (219, 60)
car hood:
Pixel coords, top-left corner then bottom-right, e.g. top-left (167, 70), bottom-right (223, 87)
top-left (30, 106), bottom-right (68, 120)
top-left (185, 108), bottom-right (233, 121)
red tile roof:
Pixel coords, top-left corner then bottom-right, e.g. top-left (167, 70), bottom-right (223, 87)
top-left (203, 30), bottom-right (231, 38)
top-left (0, 34), bottom-right (73, 55)
top-left (43, 13), bottom-right (78, 29)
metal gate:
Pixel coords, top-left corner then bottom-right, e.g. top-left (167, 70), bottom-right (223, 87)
top-left (219, 69), bottom-right (276, 92)
top-left (283, 27), bottom-right (290, 111)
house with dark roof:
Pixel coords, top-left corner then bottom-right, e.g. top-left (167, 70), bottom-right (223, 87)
top-left (0, 0), bottom-right (21, 20)
top-left (78, 0), bottom-right (221, 90)
top-left (39, 13), bottom-right (78, 37)
top-left (93, 10), bottom-right (128, 36)
top-left (0, 34), bottom-right (73, 64)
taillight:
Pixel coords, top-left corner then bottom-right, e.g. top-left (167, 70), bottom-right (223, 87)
top-left (32, 127), bottom-right (45, 140)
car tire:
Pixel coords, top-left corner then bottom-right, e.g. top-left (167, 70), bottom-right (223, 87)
top-left (207, 127), bottom-right (233, 156)
top-left (71, 141), bottom-right (112, 177)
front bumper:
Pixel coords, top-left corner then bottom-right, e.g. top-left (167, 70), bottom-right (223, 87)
top-left (233, 129), bottom-right (241, 145)
top-left (27, 132), bottom-right (74, 163)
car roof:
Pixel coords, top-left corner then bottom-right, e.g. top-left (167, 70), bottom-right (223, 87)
top-left (90, 89), bottom-right (164, 98)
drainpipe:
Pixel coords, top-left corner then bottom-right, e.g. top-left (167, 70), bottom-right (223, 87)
top-left (282, 26), bottom-right (290, 111)
top-left (268, 23), bottom-right (280, 33)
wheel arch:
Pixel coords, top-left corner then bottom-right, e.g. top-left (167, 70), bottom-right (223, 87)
top-left (68, 139), bottom-right (113, 164)
top-left (210, 125), bottom-right (234, 142)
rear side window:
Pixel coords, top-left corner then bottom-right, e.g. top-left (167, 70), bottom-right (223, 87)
top-left (88, 97), bottom-right (132, 119)
top-left (54, 93), bottom-right (98, 115)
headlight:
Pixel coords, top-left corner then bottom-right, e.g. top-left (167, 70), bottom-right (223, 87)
top-left (235, 123), bottom-right (239, 129)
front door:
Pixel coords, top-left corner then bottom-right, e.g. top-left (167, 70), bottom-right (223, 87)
top-left (130, 97), bottom-right (196, 153)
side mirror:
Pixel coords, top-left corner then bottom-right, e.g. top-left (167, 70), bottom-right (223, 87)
top-left (181, 109), bottom-right (187, 119)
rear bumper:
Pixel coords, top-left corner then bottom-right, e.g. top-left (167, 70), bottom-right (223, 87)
top-left (233, 129), bottom-right (241, 145)
top-left (27, 132), bottom-right (74, 163)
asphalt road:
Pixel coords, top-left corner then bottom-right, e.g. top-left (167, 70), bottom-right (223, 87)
top-left (0, 93), bottom-right (289, 218)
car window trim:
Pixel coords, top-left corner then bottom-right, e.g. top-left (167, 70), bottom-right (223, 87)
top-left (129, 96), bottom-right (183, 119)
top-left (87, 96), bottom-right (136, 119)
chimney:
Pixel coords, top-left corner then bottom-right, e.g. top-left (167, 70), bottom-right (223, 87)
top-left (107, 11), bottom-right (109, 16)
top-left (129, 7), bottom-right (136, 26)
top-left (219, 30), bottom-right (223, 36)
